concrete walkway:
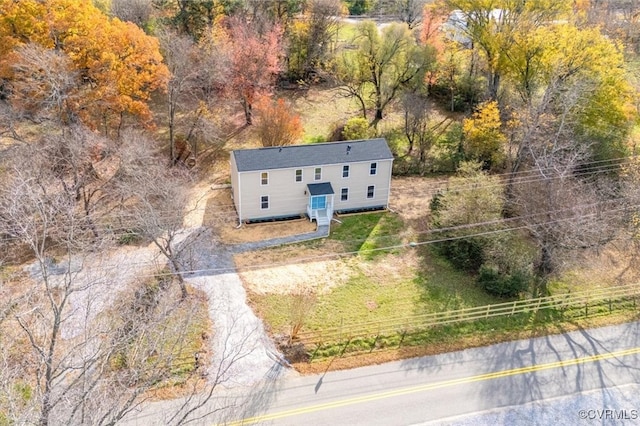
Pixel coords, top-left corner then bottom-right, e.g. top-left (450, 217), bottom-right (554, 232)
top-left (229, 224), bottom-right (330, 253)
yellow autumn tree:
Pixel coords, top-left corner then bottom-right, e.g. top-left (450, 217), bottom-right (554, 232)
top-left (513, 24), bottom-right (637, 163)
top-left (462, 100), bottom-right (506, 169)
top-left (0, 0), bottom-right (50, 65)
top-left (0, 0), bottom-right (168, 134)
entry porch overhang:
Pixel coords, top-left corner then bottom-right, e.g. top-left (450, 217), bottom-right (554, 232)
top-left (306, 183), bottom-right (334, 225)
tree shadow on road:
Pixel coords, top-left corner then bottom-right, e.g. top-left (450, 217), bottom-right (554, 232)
top-left (476, 319), bottom-right (640, 420)
top-left (398, 317), bottom-right (640, 422)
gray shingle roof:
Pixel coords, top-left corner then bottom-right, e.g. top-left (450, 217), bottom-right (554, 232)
top-left (307, 182), bottom-right (334, 196)
top-left (232, 138), bottom-right (393, 172)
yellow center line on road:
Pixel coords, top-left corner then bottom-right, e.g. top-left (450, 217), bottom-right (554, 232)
top-left (224, 346), bottom-right (640, 426)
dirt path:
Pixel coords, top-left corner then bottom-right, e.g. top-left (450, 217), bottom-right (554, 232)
top-left (25, 243), bottom-right (165, 340)
top-left (187, 271), bottom-right (287, 386)
top-left (183, 180), bottom-right (215, 229)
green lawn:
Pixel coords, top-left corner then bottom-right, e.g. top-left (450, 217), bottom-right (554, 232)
top-left (247, 212), bottom-right (503, 337)
top-left (331, 211), bottom-right (403, 256)
top-left (244, 205), bottom-right (637, 362)
top-left (337, 21), bottom-right (358, 42)
top-left (304, 271), bottom-right (418, 331)
top-left (281, 85), bottom-right (362, 143)
top-left (414, 252), bottom-right (500, 311)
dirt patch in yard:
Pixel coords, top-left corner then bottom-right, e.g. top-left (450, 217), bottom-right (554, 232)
top-left (360, 250), bottom-right (420, 284)
top-left (202, 188), bottom-right (317, 244)
top-left (235, 245), bottom-right (356, 295)
top-left (231, 176), bottom-right (446, 296)
top-left (225, 219), bottom-right (317, 244)
top-left (389, 176), bottom-right (448, 232)
top-left (552, 240), bottom-right (640, 293)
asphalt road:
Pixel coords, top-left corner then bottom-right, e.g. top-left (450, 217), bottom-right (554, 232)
top-left (124, 320), bottom-right (640, 425)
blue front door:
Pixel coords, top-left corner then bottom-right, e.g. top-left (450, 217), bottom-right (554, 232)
top-left (311, 195), bottom-right (326, 210)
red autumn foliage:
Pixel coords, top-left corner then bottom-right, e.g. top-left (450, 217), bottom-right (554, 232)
top-left (226, 17), bottom-right (284, 125)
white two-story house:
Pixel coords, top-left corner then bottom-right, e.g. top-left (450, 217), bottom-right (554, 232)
top-left (230, 138), bottom-right (394, 225)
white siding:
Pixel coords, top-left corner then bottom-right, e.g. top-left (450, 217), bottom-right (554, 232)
top-left (233, 159), bottom-right (393, 221)
top-left (230, 155), bottom-right (241, 220)
top-left (237, 168), bottom-right (308, 220)
top-left (335, 160), bottom-right (392, 212)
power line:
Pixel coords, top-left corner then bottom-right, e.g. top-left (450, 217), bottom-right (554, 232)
top-left (0, 152), bottom-right (633, 232)
top-left (138, 216), bottom-right (621, 277)
top-left (6, 200), bottom-right (634, 278)
top-left (0, 185), bottom-right (632, 248)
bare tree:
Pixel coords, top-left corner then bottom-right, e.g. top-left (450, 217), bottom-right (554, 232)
top-left (403, 93), bottom-right (430, 154)
top-left (0, 143), bottom-right (134, 425)
top-left (401, 92), bottom-right (451, 174)
top-left (514, 166), bottom-right (624, 296)
top-left (39, 126), bottom-right (120, 239)
top-left (620, 157), bottom-right (640, 277)
top-left (0, 101), bottom-right (22, 142)
top-left (116, 305), bottom-right (288, 426)
top-left (582, 0), bottom-right (640, 52)
top-left (379, 0), bottom-right (427, 29)
top-left (158, 27), bottom-right (229, 165)
top-left (113, 130), bottom-right (194, 299)
top-left (158, 28), bottom-right (200, 166)
top-left (111, 0), bottom-right (153, 29)
top-left (8, 43), bottom-right (79, 125)
top-left (509, 93), bottom-right (626, 295)
top-left (0, 131), bottom-right (219, 425)
top-left (304, 0), bottom-right (344, 73)
top-left (0, 260), bottom-right (207, 425)
top-left (288, 287), bottom-right (317, 344)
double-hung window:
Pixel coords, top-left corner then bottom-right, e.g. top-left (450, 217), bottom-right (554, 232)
top-left (314, 167), bottom-right (322, 181)
top-left (341, 188), bottom-right (349, 201)
top-left (295, 169), bottom-right (303, 182)
top-left (261, 172), bottom-right (268, 185)
top-left (261, 195), bottom-right (269, 209)
top-left (367, 185), bottom-right (375, 199)
top-left (342, 165), bottom-right (350, 178)
top-left (370, 162), bottom-right (377, 175)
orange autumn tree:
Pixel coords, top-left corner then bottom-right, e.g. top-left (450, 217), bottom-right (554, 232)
top-left (421, 3), bottom-right (448, 90)
top-left (76, 18), bottom-right (169, 132)
top-left (0, 0), bottom-right (168, 134)
top-left (254, 96), bottom-right (303, 147)
top-left (421, 3), bottom-right (447, 55)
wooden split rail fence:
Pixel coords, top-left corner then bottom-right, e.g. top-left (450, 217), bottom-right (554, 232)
top-left (296, 283), bottom-right (640, 349)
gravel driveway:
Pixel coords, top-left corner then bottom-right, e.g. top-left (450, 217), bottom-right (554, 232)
top-left (178, 225), bottom-right (330, 388)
